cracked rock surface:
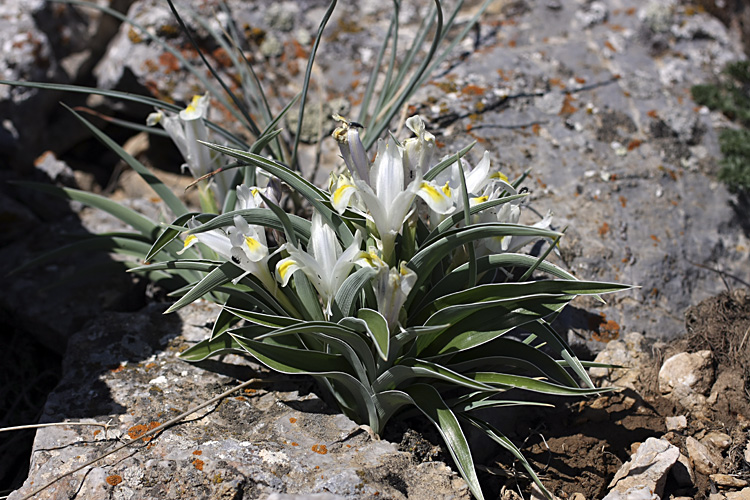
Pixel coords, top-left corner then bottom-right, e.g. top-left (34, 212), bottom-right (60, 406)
top-left (8, 302), bottom-right (469, 500)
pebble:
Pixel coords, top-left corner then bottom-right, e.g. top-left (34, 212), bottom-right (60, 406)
top-left (710, 474), bottom-right (749, 489)
top-left (704, 431), bottom-right (732, 452)
top-left (665, 415), bottom-right (687, 432)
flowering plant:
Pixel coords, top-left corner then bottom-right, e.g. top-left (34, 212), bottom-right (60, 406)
top-left (131, 113), bottom-right (627, 499)
top-left (2, 0), bottom-right (631, 497)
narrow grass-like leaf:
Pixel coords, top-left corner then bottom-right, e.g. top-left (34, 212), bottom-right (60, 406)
top-left (523, 319), bottom-right (596, 389)
top-left (62, 103), bottom-right (188, 217)
top-left (165, 261), bottom-right (254, 313)
top-left (224, 307), bottom-right (301, 328)
top-left (144, 212), bottom-right (206, 262)
top-left (406, 223), bottom-right (562, 309)
top-left (441, 337), bottom-right (579, 387)
top-left (424, 194), bottom-right (528, 245)
top-left (291, 0), bottom-right (337, 169)
top-left (424, 142), bottom-right (476, 182)
top-left (188, 208), bottom-right (311, 244)
top-left (198, 143), bottom-right (355, 245)
top-left (462, 415), bottom-right (551, 499)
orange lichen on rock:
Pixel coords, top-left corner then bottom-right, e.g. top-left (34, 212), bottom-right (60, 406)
top-left (289, 417), bottom-right (297, 424)
top-left (598, 222), bottom-right (610, 237)
top-left (158, 52), bottom-right (180, 73)
top-left (627, 139), bottom-right (642, 150)
top-left (106, 475), bottom-right (123, 486)
top-left (193, 459), bottom-right (204, 471)
top-left (193, 450), bottom-right (202, 456)
top-left (559, 94), bottom-right (578, 115)
top-left (127, 421), bottom-right (161, 442)
top-left (311, 444), bottom-right (328, 455)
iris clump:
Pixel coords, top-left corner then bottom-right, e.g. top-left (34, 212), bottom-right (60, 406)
top-left (2, 0), bottom-right (632, 498)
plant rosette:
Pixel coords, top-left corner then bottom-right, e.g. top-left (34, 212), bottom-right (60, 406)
top-left (133, 115), bottom-right (629, 500)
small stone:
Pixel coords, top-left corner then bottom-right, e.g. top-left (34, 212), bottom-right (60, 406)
top-left (710, 474), bottom-right (749, 489)
top-left (686, 436), bottom-right (722, 475)
top-left (604, 437), bottom-right (679, 499)
top-left (745, 441), bottom-right (750, 464)
top-left (703, 432), bottom-right (732, 452)
top-left (725, 488), bottom-right (750, 500)
top-left (570, 493), bottom-right (586, 500)
top-left (659, 351), bottom-right (714, 396)
top-left (665, 415), bottom-right (687, 432)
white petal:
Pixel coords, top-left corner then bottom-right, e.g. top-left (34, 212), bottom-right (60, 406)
top-left (415, 180), bottom-right (454, 214)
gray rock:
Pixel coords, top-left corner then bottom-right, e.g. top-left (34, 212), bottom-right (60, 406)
top-left (664, 415), bottom-right (687, 432)
top-left (8, 303), bottom-right (470, 500)
top-left (686, 435), bottom-right (723, 476)
top-left (589, 332), bottom-right (650, 390)
top-left (603, 437), bottom-right (680, 500)
top-left (658, 351), bottom-right (715, 407)
top-left (725, 488), bottom-right (750, 500)
top-left (710, 474), bottom-right (749, 489)
top-left (703, 431), bottom-right (732, 453)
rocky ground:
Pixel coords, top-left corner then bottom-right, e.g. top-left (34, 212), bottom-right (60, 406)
top-left (1, 0), bottom-right (750, 498)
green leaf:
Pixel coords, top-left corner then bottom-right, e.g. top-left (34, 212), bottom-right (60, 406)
top-left (62, 103), bottom-right (189, 217)
top-left (224, 306), bottom-right (302, 328)
top-left (423, 141), bottom-right (476, 181)
top-left (413, 253), bottom-right (581, 311)
top-left (373, 359), bottom-right (494, 393)
top-left (440, 337), bottom-right (579, 387)
top-left (230, 333), bottom-right (379, 427)
top-left (255, 322), bottom-right (376, 384)
top-left (358, 309), bottom-right (390, 361)
top-left (333, 266), bottom-right (376, 318)
top-left (405, 384), bottom-right (484, 500)
top-left (144, 212), bottom-right (208, 262)
top-left (290, 0), bottom-right (337, 168)
top-left (423, 194), bottom-right (528, 245)
top-left (472, 372), bottom-right (608, 396)
top-left (180, 332), bottom-right (243, 361)
top-left (523, 319), bottom-right (596, 389)
top-left (434, 280), bottom-right (630, 310)
top-left (406, 223), bottom-right (562, 309)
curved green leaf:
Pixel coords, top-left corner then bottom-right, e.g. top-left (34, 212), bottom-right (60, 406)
top-left (405, 384), bottom-right (484, 500)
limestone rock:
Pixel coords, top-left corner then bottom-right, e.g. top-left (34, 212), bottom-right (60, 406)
top-left (665, 415), bottom-right (687, 432)
top-left (686, 436), bottom-right (723, 476)
top-left (8, 303), bottom-right (470, 500)
top-left (725, 488), bottom-right (750, 500)
top-left (658, 351), bottom-right (715, 408)
top-left (703, 431), bottom-right (732, 452)
top-left (603, 437), bottom-right (680, 500)
top-left (710, 474), bottom-right (749, 489)
top-left (589, 332), bottom-right (650, 389)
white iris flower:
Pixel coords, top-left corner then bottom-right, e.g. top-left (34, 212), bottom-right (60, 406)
top-left (276, 211), bottom-right (364, 318)
top-left (147, 94), bottom-right (232, 211)
top-left (332, 115), bottom-right (454, 263)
